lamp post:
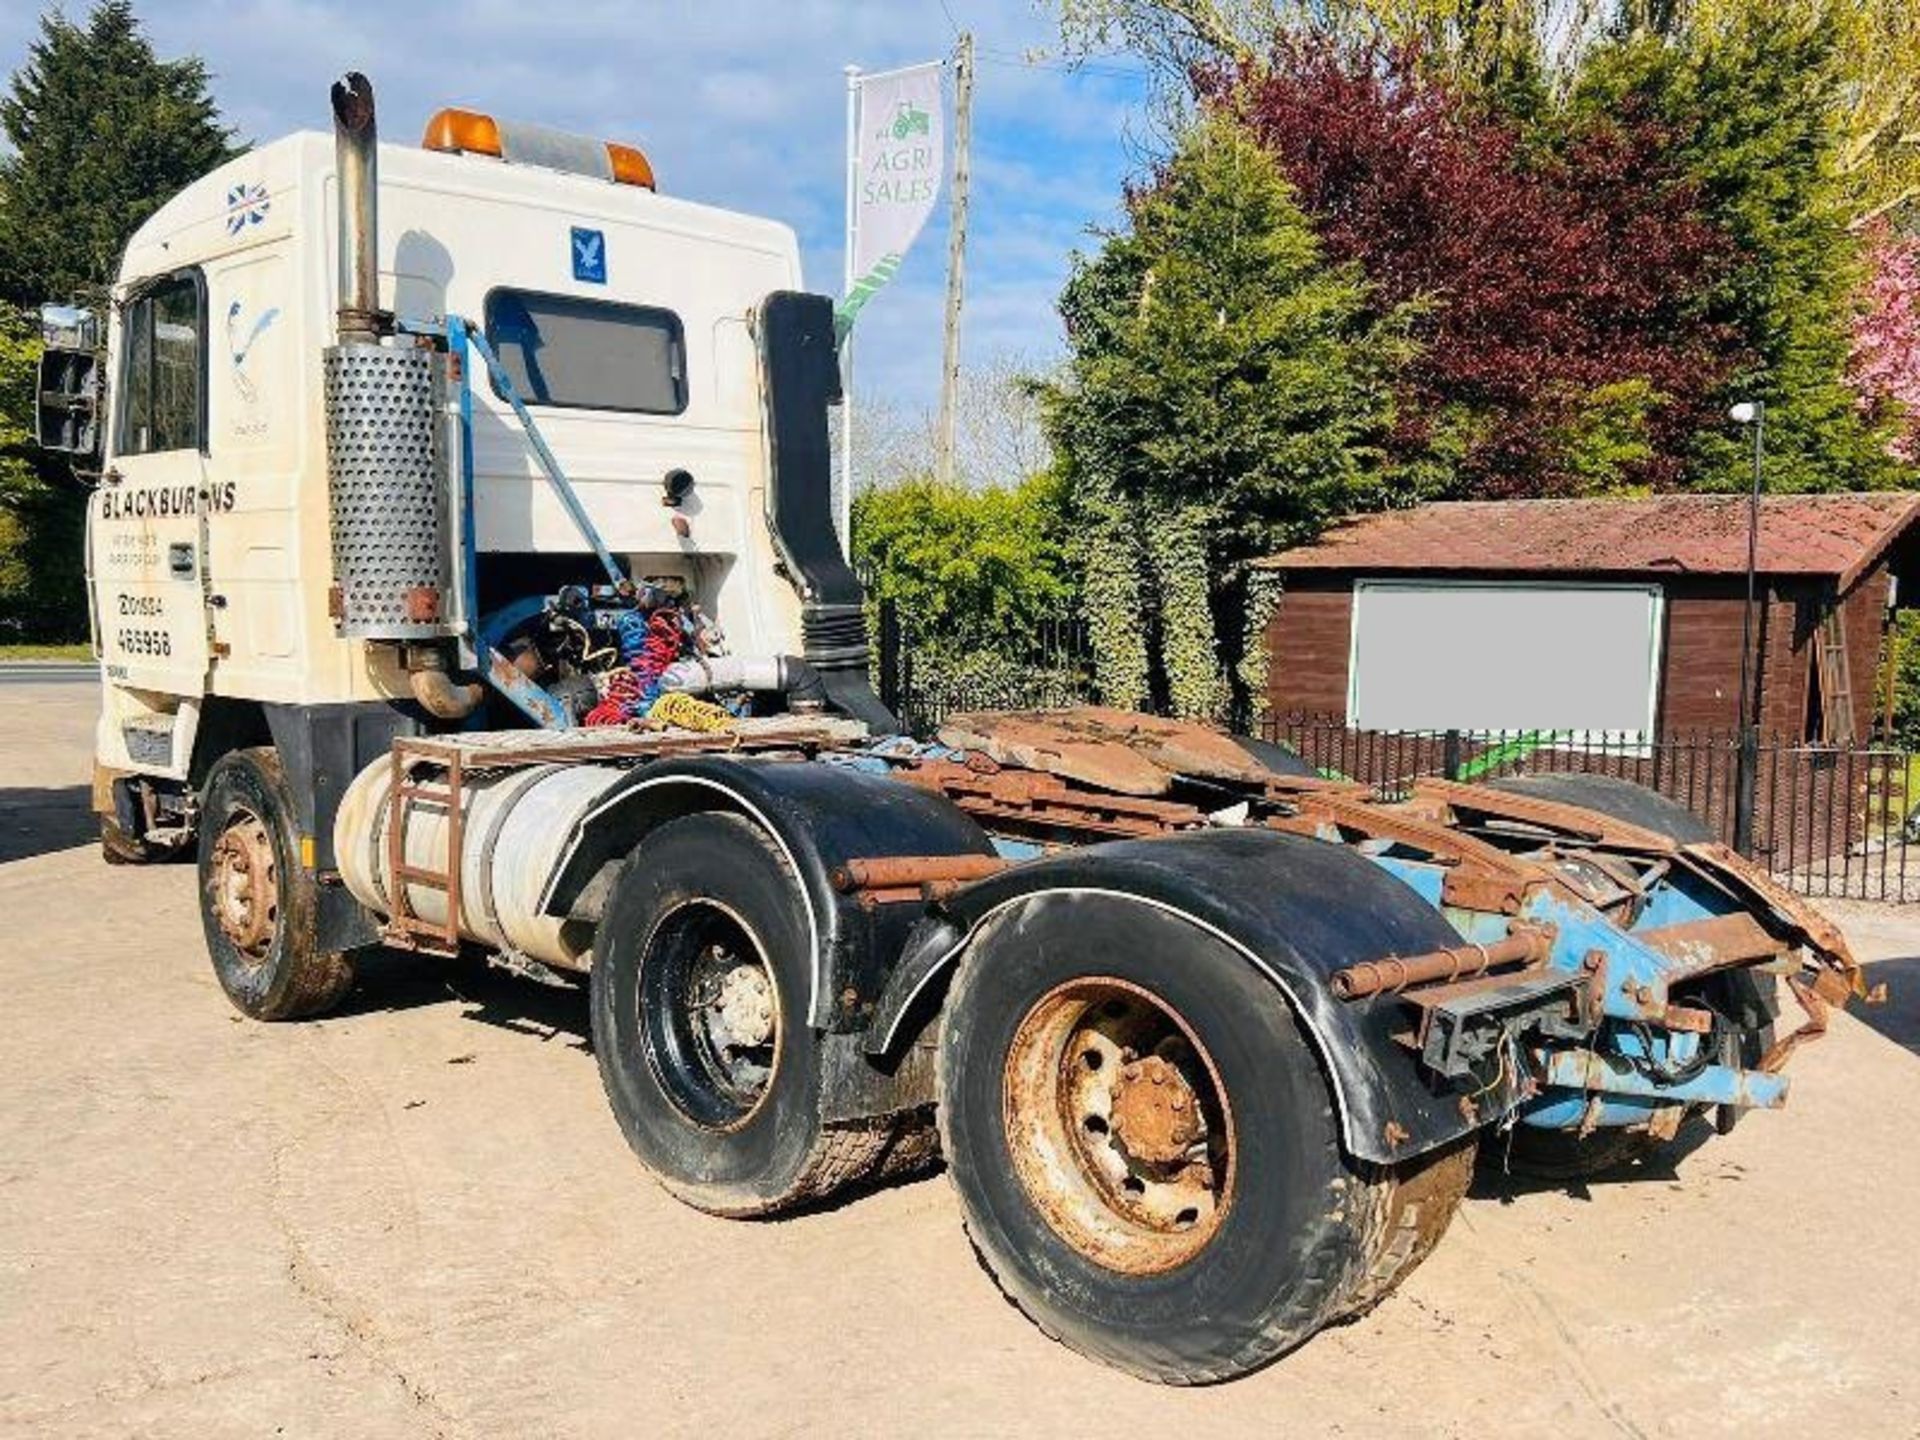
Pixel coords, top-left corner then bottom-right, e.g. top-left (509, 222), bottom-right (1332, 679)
top-left (1729, 400), bottom-right (1764, 857)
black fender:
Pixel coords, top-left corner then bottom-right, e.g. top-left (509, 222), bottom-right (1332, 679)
top-left (538, 755), bottom-right (994, 1030)
top-left (867, 827), bottom-right (1478, 1166)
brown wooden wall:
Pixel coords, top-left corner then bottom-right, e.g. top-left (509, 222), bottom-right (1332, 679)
top-left (1264, 567), bottom-right (1892, 737)
top-left (1263, 577), bottom-right (1352, 720)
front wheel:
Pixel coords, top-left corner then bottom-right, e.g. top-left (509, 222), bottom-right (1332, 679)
top-left (936, 895), bottom-right (1470, 1384)
top-left (197, 748), bottom-right (354, 1020)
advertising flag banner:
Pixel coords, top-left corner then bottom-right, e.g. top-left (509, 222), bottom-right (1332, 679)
top-left (841, 61), bottom-right (944, 335)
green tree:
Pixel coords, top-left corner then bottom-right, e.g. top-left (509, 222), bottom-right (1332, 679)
top-left (1042, 115), bottom-right (1416, 720)
top-left (0, 2), bottom-right (236, 640)
top-left (852, 470), bottom-right (1077, 651)
top-left (0, 1), bottom-right (237, 306)
top-left (1570, 12), bottom-right (1903, 492)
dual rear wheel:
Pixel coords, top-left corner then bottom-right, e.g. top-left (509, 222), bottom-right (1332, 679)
top-left (935, 897), bottom-right (1471, 1384)
top-left (589, 822), bottom-right (1469, 1383)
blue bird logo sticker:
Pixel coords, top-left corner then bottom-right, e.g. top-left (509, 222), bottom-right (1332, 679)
top-left (226, 299), bottom-right (280, 405)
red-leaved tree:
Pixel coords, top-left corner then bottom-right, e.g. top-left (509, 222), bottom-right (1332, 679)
top-left (1849, 220), bottom-right (1920, 463)
top-left (1207, 41), bottom-right (1743, 497)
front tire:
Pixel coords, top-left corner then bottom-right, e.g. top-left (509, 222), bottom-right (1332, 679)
top-left (591, 811), bottom-right (923, 1217)
top-left (936, 895), bottom-right (1468, 1384)
top-left (197, 748), bottom-right (354, 1020)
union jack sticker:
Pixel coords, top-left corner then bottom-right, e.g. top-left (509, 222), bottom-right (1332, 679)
top-left (225, 182), bottom-right (270, 235)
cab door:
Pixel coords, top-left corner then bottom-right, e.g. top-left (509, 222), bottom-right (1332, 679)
top-left (92, 270), bottom-right (213, 697)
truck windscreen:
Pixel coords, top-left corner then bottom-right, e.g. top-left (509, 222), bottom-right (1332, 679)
top-left (482, 289), bottom-right (687, 415)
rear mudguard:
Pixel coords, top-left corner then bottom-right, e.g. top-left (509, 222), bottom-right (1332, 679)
top-left (868, 827), bottom-right (1484, 1166)
top-left (537, 754), bottom-right (994, 1030)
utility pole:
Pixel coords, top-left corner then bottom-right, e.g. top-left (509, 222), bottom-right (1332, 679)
top-left (839, 63), bottom-right (862, 554)
top-left (935, 32), bottom-right (973, 488)
top-left (1730, 400), bottom-right (1765, 858)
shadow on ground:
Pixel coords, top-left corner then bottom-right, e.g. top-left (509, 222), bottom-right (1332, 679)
top-left (1469, 1119), bottom-right (1716, 1204)
top-left (1855, 954), bottom-right (1920, 1057)
top-left (0, 785), bottom-right (95, 863)
top-left (335, 947), bottom-right (593, 1050)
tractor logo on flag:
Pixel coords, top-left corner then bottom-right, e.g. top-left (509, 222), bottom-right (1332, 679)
top-left (887, 102), bottom-right (930, 141)
top-left (225, 182), bottom-right (270, 235)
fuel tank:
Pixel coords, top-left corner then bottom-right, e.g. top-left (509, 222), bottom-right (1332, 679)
top-left (333, 756), bottom-right (626, 969)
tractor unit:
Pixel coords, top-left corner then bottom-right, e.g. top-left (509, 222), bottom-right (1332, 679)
top-left (32, 72), bottom-right (1871, 1383)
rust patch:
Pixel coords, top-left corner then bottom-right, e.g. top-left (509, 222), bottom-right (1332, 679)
top-left (1636, 913), bottom-right (1787, 976)
top-left (1109, 1056), bottom-right (1204, 1164)
top-left (938, 706), bottom-right (1275, 796)
top-left (896, 760), bottom-right (1206, 839)
top-left (1332, 928), bottom-right (1553, 1001)
top-left (830, 855), bottom-right (1009, 893)
top-left (1414, 778), bottom-right (1678, 852)
top-left (403, 585), bottom-right (441, 623)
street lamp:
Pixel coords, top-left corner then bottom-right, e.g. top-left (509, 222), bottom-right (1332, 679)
top-left (1729, 400), bottom-right (1765, 856)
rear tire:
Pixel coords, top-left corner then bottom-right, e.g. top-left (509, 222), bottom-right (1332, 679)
top-left (197, 748), bottom-right (354, 1020)
top-left (936, 894), bottom-right (1469, 1384)
top-left (591, 811), bottom-right (921, 1217)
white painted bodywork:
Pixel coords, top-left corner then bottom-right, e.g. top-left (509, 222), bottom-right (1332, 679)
top-left (90, 131), bottom-right (808, 780)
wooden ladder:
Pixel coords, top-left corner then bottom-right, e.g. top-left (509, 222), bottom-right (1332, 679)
top-left (382, 738), bottom-right (466, 954)
top-left (1813, 605), bottom-right (1856, 745)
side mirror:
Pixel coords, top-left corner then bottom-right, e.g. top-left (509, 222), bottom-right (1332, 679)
top-left (34, 304), bottom-right (105, 461)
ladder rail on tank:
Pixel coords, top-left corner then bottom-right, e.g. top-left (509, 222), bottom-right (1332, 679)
top-left (374, 717), bottom-right (871, 953)
top-left (382, 737), bottom-right (469, 955)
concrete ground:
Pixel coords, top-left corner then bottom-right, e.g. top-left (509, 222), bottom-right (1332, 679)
top-left (2, 673), bottom-right (1916, 1439)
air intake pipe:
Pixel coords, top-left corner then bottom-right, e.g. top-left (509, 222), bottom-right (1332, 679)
top-left (754, 291), bottom-right (900, 734)
top-left (657, 654), bottom-right (828, 710)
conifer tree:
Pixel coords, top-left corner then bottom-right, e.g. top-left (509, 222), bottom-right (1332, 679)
top-left (0, 2), bottom-right (236, 639)
top-left (1044, 116), bottom-right (1415, 719)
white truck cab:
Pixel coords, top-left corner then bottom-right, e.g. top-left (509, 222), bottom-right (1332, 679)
top-left (38, 74), bottom-right (872, 865)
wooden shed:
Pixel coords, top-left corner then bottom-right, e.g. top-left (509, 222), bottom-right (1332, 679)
top-left (1259, 493), bottom-right (1920, 740)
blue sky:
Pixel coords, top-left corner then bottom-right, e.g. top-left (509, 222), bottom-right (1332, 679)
top-left (1, 1), bottom-right (1153, 410)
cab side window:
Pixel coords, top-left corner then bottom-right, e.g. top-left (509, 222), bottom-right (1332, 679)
top-left (483, 288), bottom-right (688, 415)
top-left (117, 273), bottom-right (205, 455)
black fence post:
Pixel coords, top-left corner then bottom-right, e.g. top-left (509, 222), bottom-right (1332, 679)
top-left (1733, 724), bottom-right (1759, 859)
top-left (876, 597), bottom-right (901, 718)
top-left (1442, 728), bottom-right (1462, 782)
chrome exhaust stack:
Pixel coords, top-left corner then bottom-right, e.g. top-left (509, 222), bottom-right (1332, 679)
top-left (322, 70), bottom-right (462, 669)
top-left (330, 71), bottom-right (381, 345)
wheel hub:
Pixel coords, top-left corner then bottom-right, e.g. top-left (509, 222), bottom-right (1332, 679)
top-left (639, 899), bottom-right (781, 1132)
top-left (1002, 977), bottom-right (1235, 1274)
top-left (210, 812), bottom-right (278, 960)
top-left (1108, 1054), bottom-right (1204, 1164)
top-left (710, 951), bottom-right (775, 1050)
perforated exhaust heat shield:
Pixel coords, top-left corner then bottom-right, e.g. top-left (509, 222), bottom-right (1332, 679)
top-left (324, 342), bottom-right (452, 639)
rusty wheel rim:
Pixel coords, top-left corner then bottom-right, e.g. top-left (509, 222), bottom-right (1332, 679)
top-left (1001, 977), bottom-right (1236, 1275)
top-left (210, 809), bottom-right (280, 964)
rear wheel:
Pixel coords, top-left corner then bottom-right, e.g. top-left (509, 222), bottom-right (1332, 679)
top-left (937, 895), bottom-right (1470, 1384)
top-left (591, 811), bottom-right (925, 1217)
top-left (197, 748), bottom-right (354, 1020)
